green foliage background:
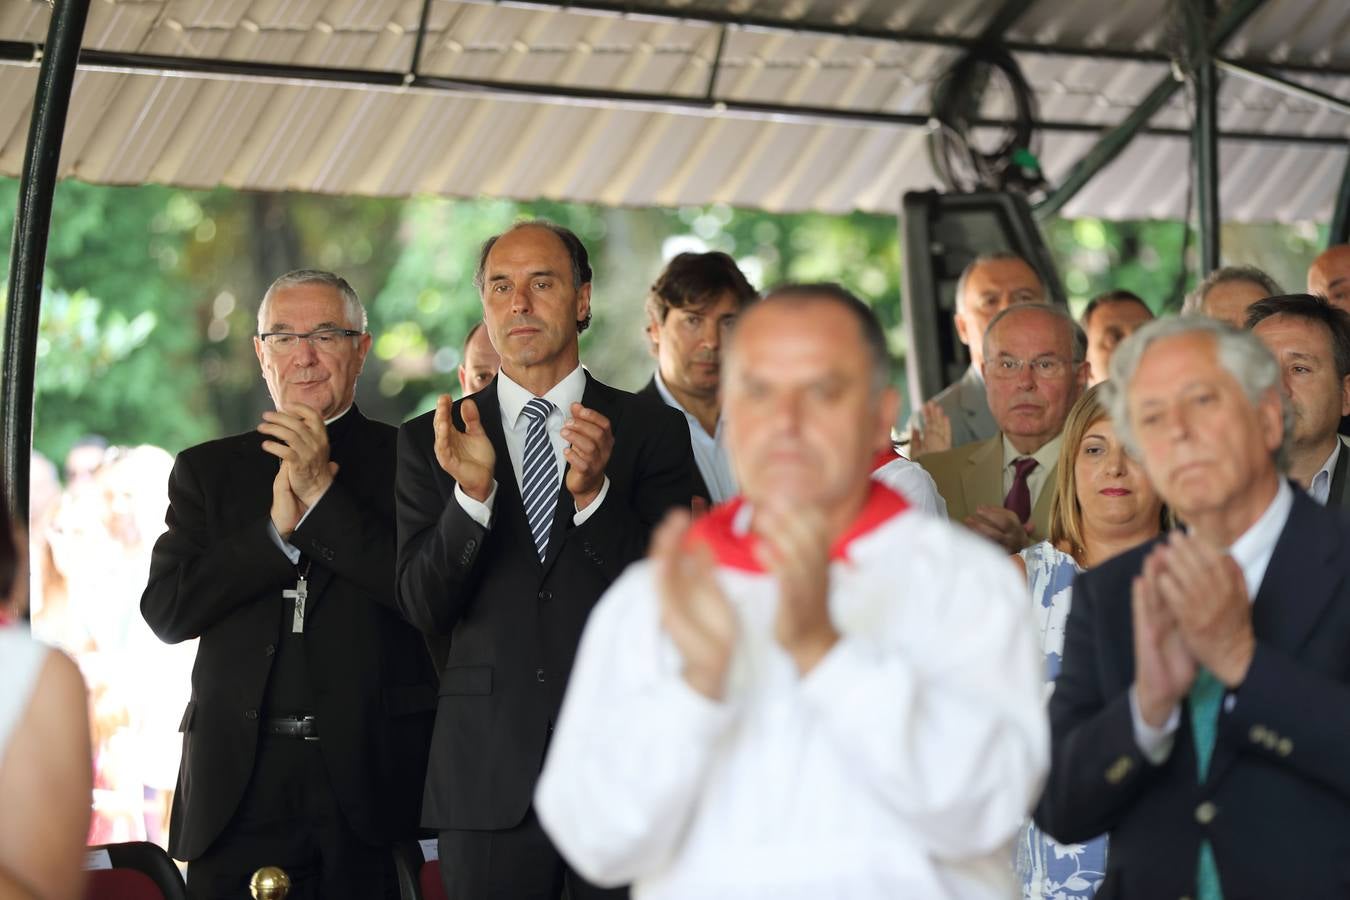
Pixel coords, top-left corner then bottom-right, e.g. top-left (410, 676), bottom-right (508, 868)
top-left (0, 177), bottom-right (1329, 468)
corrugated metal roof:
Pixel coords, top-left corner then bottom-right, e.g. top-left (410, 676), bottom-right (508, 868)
top-left (1, 0), bottom-right (1347, 221)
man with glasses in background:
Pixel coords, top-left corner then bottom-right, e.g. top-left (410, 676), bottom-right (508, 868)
top-left (142, 270), bottom-right (436, 899)
top-left (920, 304), bottom-right (1089, 553)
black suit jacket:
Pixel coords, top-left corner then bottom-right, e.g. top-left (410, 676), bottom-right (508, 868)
top-left (1036, 487), bottom-right (1350, 899)
top-left (141, 407), bottom-right (437, 860)
top-left (636, 376), bottom-right (711, 503)
top-left (395, 372), bottom-right (698, 831)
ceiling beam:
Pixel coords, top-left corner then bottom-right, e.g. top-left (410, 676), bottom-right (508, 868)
top-left (444, 0), bottom-right (1350, 78)
top-left (0, 41), bottom-right (1340, 147)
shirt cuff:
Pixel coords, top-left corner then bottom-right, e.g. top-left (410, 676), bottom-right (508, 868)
top-left (572, 476), bottom-right (610, 526)
top-left (266, 520), bottom-right (302, 565)
top-left (455, 480), bottom-right (497, 528)
top-left (1129, 684), bottom-right (1180, 765)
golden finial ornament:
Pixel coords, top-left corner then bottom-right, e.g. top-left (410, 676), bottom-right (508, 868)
top-left (249, 866), bottom-right (291, 899)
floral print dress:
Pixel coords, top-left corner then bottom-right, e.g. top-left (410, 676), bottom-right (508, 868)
top-left (1015, 541), bottom-right (1108, 899)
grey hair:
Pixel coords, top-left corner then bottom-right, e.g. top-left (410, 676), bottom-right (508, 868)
top-left (1102, 316), bottom-right (1292, 471)
top-left (954, 252), bottom-right (1044, 313)
top-left (258, 269), bottom-right (367, 332)
top-left (981, 302), bottom-right (1087, 365)
top-left (1181, 265), bottom-right (1282, 316)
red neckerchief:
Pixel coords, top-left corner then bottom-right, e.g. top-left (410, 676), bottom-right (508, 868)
top-left (871, 446), bottom-right (904, 470)
top-left (686, 481), bottom-right (911, 573)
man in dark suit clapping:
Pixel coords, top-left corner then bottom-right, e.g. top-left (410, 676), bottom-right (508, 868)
top-left (394, 221), bottom-right (698, 900)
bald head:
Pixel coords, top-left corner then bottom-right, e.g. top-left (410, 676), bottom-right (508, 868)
top-left (1309, 245), bottom-right (1350, 314)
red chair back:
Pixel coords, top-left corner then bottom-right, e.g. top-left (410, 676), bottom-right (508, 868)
top-left (419, 859), bottom-right (448, 900)
top-left (84, 843), bottom-right (185, 900)
top-left (85, 868), bottom-right (166, 899)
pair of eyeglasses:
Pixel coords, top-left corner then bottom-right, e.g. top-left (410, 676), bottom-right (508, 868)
top-left (258, 328), bottom-right (363, 351)
top-left (988, 356), bottom-right (1072, 379)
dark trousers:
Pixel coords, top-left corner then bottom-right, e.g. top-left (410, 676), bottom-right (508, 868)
top-left (185, 736), bottom-right (395, 900)
top-left (438, 808), bottom-right (628, 900)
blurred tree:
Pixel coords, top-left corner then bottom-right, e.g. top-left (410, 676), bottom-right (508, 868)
top-left (3, 175), bottom-right (1330, 467)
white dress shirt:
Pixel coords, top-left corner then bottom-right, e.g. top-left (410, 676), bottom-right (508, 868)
top-left (536, 485), bottom-right (1047, 899)
top-left (454, 365), bottom-right (609, 528)
top-left (1307, 440), bottom-right (1342, 506)
top-left (1129, 478), bottom-right (1293, 762)
top-left (652, 371), bottom-right (738, 504)
top-left (1001, 432), bottom-right (1063, 508)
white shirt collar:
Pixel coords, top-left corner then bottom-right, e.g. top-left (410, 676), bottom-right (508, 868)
top-left (496, 365), bottom-right (587, 424)
top-left (1002, 431), bottom-right (1064, 472)
top-left (1308, 440), bottom-right (1342, 506)
top-left (324, 405), bottom-right (353, 426)
top-left (1227, 477), bottom-right (1294, 599)
top-left (653, 371), bottom-right (722, 437)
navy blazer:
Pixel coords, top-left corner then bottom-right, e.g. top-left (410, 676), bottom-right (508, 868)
top-left (1036, 487), bottom-right (1350, 899)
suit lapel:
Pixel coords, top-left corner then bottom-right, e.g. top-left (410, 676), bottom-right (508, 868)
top-left (961, 435), bottom-right (1004, 517)
top-left (540, 372), bottom-right (619, 575)
top-left (1250, 490), bottom-right (1341, 656)
top-left (1209, 490), bottom-right (1342, 784)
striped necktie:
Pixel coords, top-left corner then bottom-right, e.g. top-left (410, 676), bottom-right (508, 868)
top-left (520, 397), bottom-right (559, 562)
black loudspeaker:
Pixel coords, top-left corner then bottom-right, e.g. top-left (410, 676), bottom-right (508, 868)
top-left (899, 190), bottom-right (1067, 410)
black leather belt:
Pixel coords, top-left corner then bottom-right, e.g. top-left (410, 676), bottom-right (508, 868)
top-left (263, 715), bottom-right (320, 741)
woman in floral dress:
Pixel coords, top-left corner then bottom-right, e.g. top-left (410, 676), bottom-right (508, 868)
top-left (1011, 383), bottom-right (1166, 899)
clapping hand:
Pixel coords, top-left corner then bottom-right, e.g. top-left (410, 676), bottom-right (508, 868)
top-left (259, 404), bottom-right (339, 507)
top-left (754, 502), bottom-right (839, 675)
top-left (562, 403), bottom-right (614, 511)
top-left (653, 510), bottom-right (737, 701)
top-left (434, 396), bottom-right (496, 501)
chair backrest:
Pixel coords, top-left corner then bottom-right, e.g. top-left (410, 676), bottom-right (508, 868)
top-left (392, 837), bottom-right (447, 900)
top-left (84, 842), bottom-right (186, 900)
top-left (391, 840), bottom-right (424, 900)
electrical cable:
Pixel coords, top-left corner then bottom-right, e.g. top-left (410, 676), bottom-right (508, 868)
top-left (926, 43), bottom-right (1046, 195)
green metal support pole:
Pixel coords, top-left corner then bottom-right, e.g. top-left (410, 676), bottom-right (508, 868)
top-left (1035, 0), bottom-right (1268, 220)
top-left (1193, 1), bottom-right (1222, 273)
top-left (1331, 152), bottom-right (1350, 246)
top-left (3, 0), bottom-right (92, 521)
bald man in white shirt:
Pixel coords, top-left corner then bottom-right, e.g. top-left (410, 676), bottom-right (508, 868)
top-left (537, 283), bottom-right (1046, 899)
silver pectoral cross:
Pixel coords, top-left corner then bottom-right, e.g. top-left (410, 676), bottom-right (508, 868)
top-left (283, 576), bottom-right (308, 633)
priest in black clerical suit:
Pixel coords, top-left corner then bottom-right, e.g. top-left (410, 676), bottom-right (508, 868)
top-left (142, 271), bottom-right (435, 900)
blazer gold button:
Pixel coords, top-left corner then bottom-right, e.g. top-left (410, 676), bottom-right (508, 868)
top-left (1105, 756), bottom-right (1133, 784)
top-left (1249, 725), bottom-right (1266, 743)
top-left (1195, 801), bottom-right (1217, 825)
top-left (1277, 737), bottom-right (1293, 756)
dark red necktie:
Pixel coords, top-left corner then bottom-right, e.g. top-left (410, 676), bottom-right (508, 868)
top-left (1004, 457), bottom-right (1039, 524)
